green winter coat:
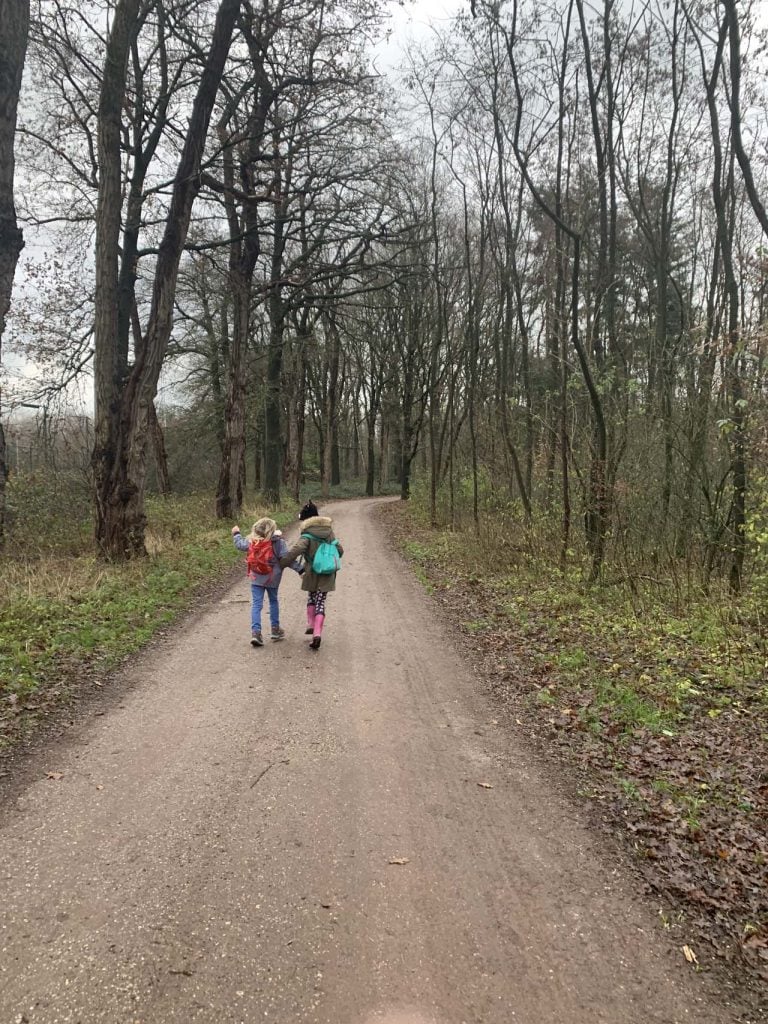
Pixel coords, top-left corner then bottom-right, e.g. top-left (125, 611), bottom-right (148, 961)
top-left (280, 516), bottom-right (344, 592)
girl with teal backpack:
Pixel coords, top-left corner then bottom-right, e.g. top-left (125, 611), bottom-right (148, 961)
top-left (280, 503), bottom-right (343, 650)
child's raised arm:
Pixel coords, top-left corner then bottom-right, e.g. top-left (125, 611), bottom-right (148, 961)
top-left (231, 525), bottom-right (250, 552)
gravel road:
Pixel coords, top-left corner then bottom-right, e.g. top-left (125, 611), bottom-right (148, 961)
top-left (0, 499), bottom-right (740, 1023)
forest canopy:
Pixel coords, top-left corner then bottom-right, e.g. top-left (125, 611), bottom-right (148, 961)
top-left (0, 0), bottom-right (766, 599)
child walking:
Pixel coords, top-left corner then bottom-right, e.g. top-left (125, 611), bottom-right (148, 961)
top-left (232, 518), bottom-right (301, 647)
top-left (280, 507), bottom-right (343, 650)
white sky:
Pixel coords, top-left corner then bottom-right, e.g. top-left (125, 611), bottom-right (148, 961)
top-left (375, 0), bottom-right (465, 72)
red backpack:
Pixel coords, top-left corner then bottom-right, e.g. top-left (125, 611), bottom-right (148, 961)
top-left (246, 537), bottom-right (274, 576)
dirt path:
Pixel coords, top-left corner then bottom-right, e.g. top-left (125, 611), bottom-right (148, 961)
top-left (0, 499), bottom-right (743, 1024)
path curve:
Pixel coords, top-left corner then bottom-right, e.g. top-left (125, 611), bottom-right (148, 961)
top-left (0, 498), bottom-right (737, 1023)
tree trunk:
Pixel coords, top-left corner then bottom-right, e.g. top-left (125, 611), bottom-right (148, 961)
top-left (352, 408), bottom-right (360, 480)
top-left (263, 122), bottom-right (289, 505)
top-left (264, 291), bottom-right (285, 505)
top-left (331, 432), bottom-right (341, 487)
top-left (92, 0), bottom-right (143, 556)
top-left (93, 0), bottom-right (241, 557)
top-left (400, 426), bottom-right (412, 500)
top-left (723, 0), bottom-right (768, 239)
top-left (321, 318), bottom-right (342, 499)
top-left (285, 332), bottom-right (307, 504)
top-left (294, 341), bottom-right (307, 503)
top-left (366, 420), bottom-right (376, 496)
top-left (253, 417), bottom-right (262, 492)
top-left (0, 0), bottom-right (30, 546)
top-left (698, 17), bottom-right (747, 591)
top-left (216, 272), bottom-right (249, 518)
top-left (149, 402), bottom-right (171, 496)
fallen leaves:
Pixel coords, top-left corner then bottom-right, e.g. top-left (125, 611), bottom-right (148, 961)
top-left (682, 944), bottom-right (698, 965)
top-left (45, 771), bottom-right (64, 781)
top-left (477, 781), bottom-right (494, 789)
top-left (388, 857), bottom-right (410, 866)
top-left (385, 500), bottom-right (768, 996)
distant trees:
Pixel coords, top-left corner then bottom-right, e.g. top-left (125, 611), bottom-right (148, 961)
top-left (383, 0), bottom-right (768, 591)
top-left (3, 0), bottom-right (767, 594)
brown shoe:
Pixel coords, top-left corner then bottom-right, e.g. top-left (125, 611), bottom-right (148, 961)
top-left (250, 632), bottom-right (264, 647)
top-left (270, 626), bottom-right (285, 641)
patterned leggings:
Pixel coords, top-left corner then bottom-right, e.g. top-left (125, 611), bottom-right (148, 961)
top-left (307, 591), bottom-right (328, 616)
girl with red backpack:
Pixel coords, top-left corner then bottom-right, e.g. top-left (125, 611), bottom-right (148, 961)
top-left (232, 517), bottom-right (302, 647)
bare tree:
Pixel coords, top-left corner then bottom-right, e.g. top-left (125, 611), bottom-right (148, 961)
top-left (93, 0), bottom-right (242, 557)
top-left (0, 0), bottom-right (30, 545)
top-left (722, 0), bottom-right (768, 240)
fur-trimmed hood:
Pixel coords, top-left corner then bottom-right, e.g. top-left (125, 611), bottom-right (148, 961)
top-left (300, 515), bottom-right (333, 537)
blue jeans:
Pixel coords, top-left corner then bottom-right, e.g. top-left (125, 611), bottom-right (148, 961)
top-left (251, 584), bottom-right (280, 633)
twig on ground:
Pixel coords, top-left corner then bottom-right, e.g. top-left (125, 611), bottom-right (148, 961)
top-left (250, 758), bottom-right (290, 789)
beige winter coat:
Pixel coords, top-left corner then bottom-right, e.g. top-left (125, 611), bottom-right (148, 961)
top-left (280, 516), bottom-right (344, 592)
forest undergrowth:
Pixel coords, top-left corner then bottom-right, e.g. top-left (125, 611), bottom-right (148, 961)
top-left (383, 499), bottom-right (768, 995)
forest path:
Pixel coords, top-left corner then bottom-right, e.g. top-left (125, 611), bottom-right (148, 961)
top-left (0, 498), bottom-right (735, 1024)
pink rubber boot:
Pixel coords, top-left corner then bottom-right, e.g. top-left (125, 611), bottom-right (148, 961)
top-left (310, 614), bottom-right (325, 650)
top-left (306, 604), bottom-right (316, 635)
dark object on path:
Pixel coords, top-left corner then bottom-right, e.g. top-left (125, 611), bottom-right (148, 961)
top-left (309, 636), bottom-right (321, 650)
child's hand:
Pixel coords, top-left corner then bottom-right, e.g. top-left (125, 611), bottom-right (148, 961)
top-left (231, 525), bottom-right (240, 536)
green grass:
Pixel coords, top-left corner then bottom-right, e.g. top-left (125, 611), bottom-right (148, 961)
top-left (590, 675), bottom-right (674, 734)
top-left (555, 647), bottom-right (590, 672)
top-left (388, 501), bottom-right (765, 741)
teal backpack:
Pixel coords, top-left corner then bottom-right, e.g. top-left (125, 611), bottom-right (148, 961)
top-left (302, 533), bottom-right (342, 575)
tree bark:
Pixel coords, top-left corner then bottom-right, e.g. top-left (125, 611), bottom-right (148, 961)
top-left (92, 0), bottom-right (142, 555)
top-left (263, 106), bottom-right (290, 505)
top-left (264, 252), bottom-right (287, 504)
top-left (321, 317), bottom-right (342, 498)
top-left (215, 12), bottom-right (274, 517)
top-left (149, 402), bottom-right (171, 496)
top-left (0, 0), bottom-right (30, 546)
top-left (723, 0), bottom-right (768, 239)
top-left (694, 14), bottom-right (747, 591)
top-left (215, 136), bottom-right (258, 520)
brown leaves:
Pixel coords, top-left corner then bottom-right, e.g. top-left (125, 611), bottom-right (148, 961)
top-left (45, 771), bottom-right (64, 781)
top-left (386, 500), bottom-right (768, 996)
top-left (388, 857), bottom-right (410, 866)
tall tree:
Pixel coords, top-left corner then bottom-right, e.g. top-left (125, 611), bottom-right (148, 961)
top-left (93, 0), bottom-right (242, 557)
top-left (0, 0), bottom-right (30, 545)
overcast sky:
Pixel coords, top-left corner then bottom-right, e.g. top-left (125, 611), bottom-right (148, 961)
top-left (376, 0), bottom-right (464, 71)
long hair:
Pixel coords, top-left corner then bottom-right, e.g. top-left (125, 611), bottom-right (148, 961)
top-left (299, 501), bottom-right (318, 521)
top-left (249, 517), bottom-right (276, 541)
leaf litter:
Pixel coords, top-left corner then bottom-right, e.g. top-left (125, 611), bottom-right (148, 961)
top-left (384, 503), bottom-right (768, 1000)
